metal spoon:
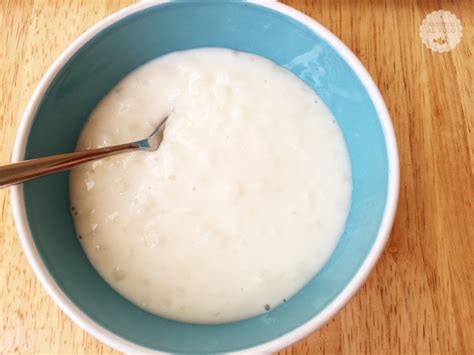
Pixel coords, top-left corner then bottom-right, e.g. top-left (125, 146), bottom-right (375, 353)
top-left (0, 117), bottom-right (168, 189)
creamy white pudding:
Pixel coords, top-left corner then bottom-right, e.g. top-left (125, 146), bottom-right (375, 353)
top-left (70, 48), bottom-right (351, 323)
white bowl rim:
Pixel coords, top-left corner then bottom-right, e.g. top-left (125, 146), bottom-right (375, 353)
top-left (10, 1), bottom-right (400, 353)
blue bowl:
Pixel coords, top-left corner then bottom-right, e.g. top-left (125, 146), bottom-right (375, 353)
top-left (12, 1), bottom-right (399, 353)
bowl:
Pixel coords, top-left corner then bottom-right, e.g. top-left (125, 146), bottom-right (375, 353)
top-left (11, 1), bottom-right (399, 353)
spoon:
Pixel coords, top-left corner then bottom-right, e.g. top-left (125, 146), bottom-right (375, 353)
top-left (0, 117), bottom-right (168, 189)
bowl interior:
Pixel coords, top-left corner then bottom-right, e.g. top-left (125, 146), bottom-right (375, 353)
top-left (22, 2), bottom-right (389, 353)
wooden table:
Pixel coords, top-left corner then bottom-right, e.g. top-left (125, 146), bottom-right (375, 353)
top-left (1, 1), bottom-right (472, 353)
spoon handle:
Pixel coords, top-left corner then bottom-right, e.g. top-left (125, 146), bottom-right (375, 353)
top-left (0, 143), bottom-right (139, 188)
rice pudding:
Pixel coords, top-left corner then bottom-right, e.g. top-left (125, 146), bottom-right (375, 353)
top-left (70, 48), bottom-right (352, 323)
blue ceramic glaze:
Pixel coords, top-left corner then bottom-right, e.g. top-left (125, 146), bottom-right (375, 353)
top-left (23, 1), bottom-right (389, 352)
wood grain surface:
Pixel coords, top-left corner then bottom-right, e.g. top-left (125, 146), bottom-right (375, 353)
top-left (1, 0), bottom-right (473, 354)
